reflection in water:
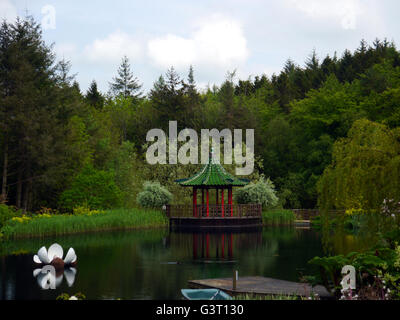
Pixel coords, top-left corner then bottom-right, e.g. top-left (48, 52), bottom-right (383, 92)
top-left (0, 227), bottom-right (326, 300)
top-left (33, 267), bottom-right (77, 289)
top-left (190, 232), bottom-right (263, 262)
top-left (191, 233), bottom-right (236, 261)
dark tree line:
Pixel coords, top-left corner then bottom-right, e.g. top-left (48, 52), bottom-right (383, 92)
top-left (1, 15), bottom-right (400, 211)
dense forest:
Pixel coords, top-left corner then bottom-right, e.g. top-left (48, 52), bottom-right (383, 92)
top-left (1, 16), bottom-right (400, 213)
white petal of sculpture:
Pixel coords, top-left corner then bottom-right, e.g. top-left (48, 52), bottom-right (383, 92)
top-left (33, 269), bottom-right (42, 277)
top-left (37, 272), bottom-right (56, 290)
top-left (63, 248), bottom-right (76, 265)
top-left (36, 273), bottom-right (47, 289)
top-left (37, 246), bottom-right (51, 264)
top-left (64, 268), bottom-right (77, 287)
top-left (33, 255), bottom-right (42, 264)
top-left (48, 243), bottom-right (63, 261)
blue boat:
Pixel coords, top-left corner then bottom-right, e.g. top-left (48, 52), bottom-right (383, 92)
top-left (181, 289), bottom-right (232, 300)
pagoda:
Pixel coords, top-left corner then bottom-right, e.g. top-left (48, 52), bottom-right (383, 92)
top-left (166, 151), bottom-right (262, 229)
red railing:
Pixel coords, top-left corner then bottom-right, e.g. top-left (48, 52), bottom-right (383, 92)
top-left (166, 204), bottom-right (262, 218)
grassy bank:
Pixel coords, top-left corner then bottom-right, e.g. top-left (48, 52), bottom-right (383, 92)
top-left (262, 209), bottom-right (295, 226)
top-left (0, 208), bottom-right (168, 239)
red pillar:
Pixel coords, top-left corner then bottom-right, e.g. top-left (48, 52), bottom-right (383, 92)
top-left (228, 187), bottom-right (233, 217)
top-left (221, 189), bottom-right (225, 217)
top-left (193, 187), bottom-right (197, 217)
top-left (206, 189), bottom-right (209, 217)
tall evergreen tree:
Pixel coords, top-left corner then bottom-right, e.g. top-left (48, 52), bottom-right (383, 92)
top-left (0, 17), bottom-right (74, 210)
top-left (109, 56), bottom-right (142, 100)
top-left (149, 67), bottom-right (186, 130)
top-left (183, 65), bottom-right (202, 129)
top-left (86, 80), bottom-right (104, 109)
top-left (185, 65), bottom-right (197, 95)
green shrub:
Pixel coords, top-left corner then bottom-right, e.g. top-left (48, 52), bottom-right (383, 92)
top-left (0, 204), bottom-right (21, 228)
top-left (137, 181), bottom-right (172, 209)
top-left (60, 165), bottom-right (122, 210)
top-left (235, 177), bottom-right (279, 209)
top-left (309, 247), bottom-right (398, 299)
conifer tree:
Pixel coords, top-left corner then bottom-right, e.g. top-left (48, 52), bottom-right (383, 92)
top-left (109, 56), bottom-right (142, 100)
top-left (0, 16), bottom-right (69, 210)
top-left (86, 80), bottom-right (104, 109)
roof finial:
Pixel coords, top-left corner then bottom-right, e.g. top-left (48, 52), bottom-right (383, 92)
top-left (210, 147), bottom-right (214, 163)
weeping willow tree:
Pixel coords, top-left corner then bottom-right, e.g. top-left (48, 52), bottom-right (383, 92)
top-left (317, 119), bottom-right (400, 253)
top-left (318, 119), bottom-right (400, 212)
top-left (317, 119), bottom-right (400, 252)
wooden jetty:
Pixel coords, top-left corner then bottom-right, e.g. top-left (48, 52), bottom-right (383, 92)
top-left (188, 276), bottom-right (332, 299)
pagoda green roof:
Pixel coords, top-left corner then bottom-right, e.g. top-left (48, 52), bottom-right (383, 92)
top-left (175, 154), bottom-right (250, 187)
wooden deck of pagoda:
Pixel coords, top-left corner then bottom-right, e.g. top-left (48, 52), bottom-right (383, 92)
top-left (166, 204), bottom-right (262, 229)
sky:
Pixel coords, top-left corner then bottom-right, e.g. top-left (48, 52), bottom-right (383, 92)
top-left (1, 0), bottom-right (400, 94)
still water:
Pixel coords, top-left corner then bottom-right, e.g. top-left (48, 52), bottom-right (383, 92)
top-left (0, 227), bottom-right (326, 300)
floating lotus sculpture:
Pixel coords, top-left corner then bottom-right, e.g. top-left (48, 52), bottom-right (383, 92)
top-left (33, 243), bottom-right (77, 271)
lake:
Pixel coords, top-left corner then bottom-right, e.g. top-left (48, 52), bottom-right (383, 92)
top-left (0, 227), bottom-right (326, 300)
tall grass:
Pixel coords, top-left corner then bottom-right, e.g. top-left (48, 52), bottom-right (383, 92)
top-left (262, 209), bottom-right (295, 226)
top-left (0, 208), bottom-right (168, 239)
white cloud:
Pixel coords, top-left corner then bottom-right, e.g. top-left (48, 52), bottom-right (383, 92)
top-left (55, 43), bottom-right (78, 60)
top-left (0, 0), bottom-right (17, 22)
top-left (147, 15), bottom-right (249, 70)
top-left (286, 0), bottom-right (363, 30)
top-left (83, 30), bottom-right (142, 63)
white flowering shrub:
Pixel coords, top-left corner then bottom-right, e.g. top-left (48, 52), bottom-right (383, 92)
top-left (137, 181), bottom-right (173, 209)
top-left (235, 177), bottom-right (279, 209)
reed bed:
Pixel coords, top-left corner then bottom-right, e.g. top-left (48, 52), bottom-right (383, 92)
top-left (0, 208), bottom-right (168, 239)
top-left (262, 209), bottom-right (295, 226)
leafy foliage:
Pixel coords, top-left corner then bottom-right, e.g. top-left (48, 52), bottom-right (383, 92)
top-left (60, 165), bottom-right (122, 210)
top-left (0, 204), bottom-right (21, 228)
top-left (309, 245), bottom-right (400, 299)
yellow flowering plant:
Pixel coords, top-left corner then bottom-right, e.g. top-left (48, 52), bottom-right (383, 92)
top-left (11, 215), bottom-right (32, 224)
top-left (73, 206), bottom-right (105, 216)
top-left (36, 213), bottom-right (53, 219)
